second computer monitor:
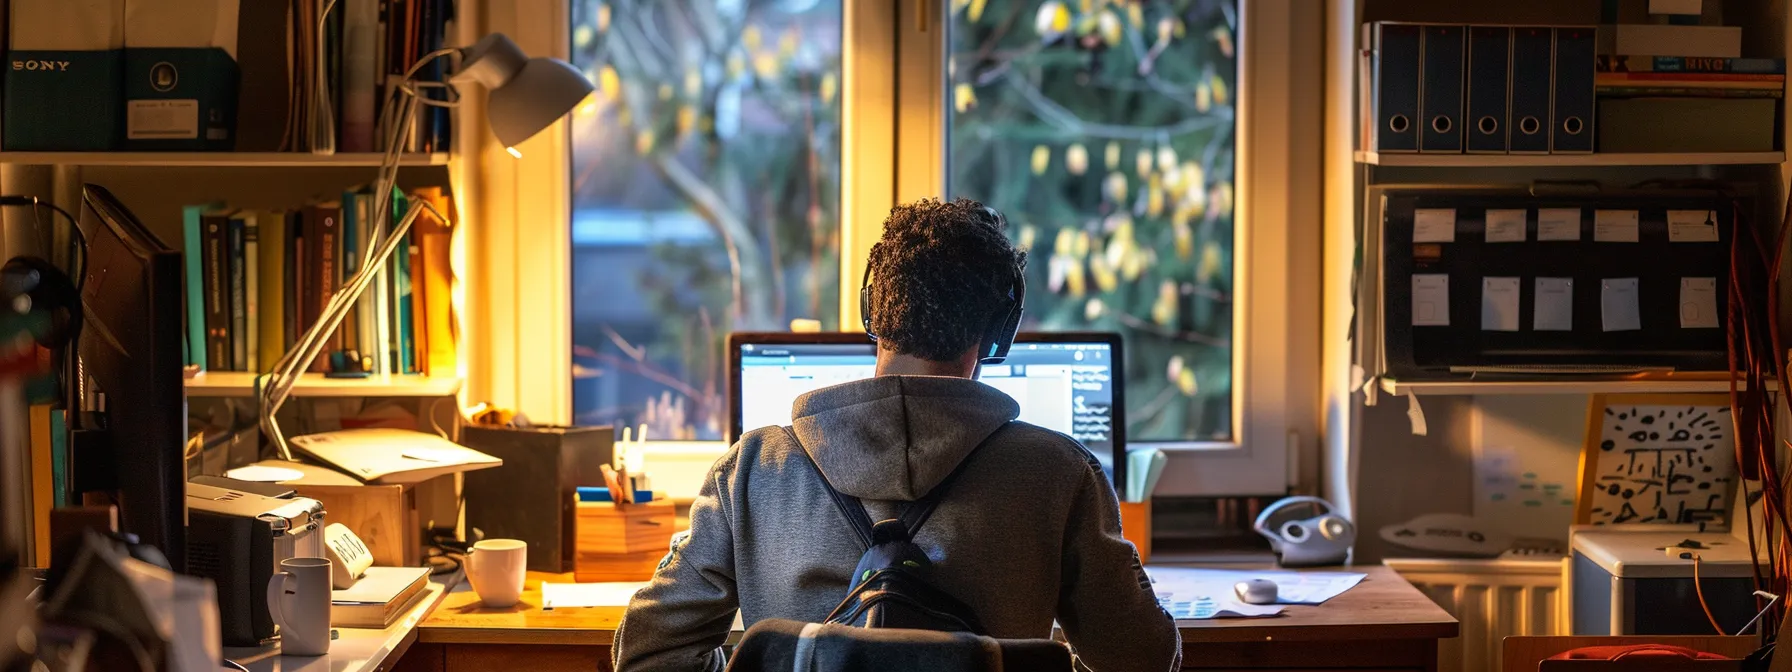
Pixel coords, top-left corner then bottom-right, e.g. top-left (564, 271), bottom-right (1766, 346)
top-left (727, 332), bottom-right (1124, 489)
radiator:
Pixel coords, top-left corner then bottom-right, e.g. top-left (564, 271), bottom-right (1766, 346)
top-left (1385, 557), bottom-right (1567, 672)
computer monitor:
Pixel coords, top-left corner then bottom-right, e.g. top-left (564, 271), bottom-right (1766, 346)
top-left (71, 185), bottom-right (188, 571)
top-left (727, 332), bottom-right (1125, 489)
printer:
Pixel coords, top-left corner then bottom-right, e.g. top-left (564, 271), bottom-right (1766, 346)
top-left (186, 480), bottom-right (325, 646)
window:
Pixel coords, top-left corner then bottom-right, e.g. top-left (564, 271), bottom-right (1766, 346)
top-left (947, 1), bottom-right (1238, 442)
top-left (569, 0), bottom-right (844, 440)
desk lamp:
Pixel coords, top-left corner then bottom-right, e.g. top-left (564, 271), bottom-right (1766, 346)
top-left (261, 33), bottom-right (594, 459)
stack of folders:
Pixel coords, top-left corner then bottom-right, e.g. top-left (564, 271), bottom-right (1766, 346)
top-left (331, 566), bottom-right (430, 628)
top-left (1592, 2), bottom-right (1778, 153)
top-left (1364, 23), bottom-right (1595, 155)
top-left (180, 186), bottom-right (456, 377)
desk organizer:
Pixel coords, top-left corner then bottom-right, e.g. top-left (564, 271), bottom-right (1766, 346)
top-left (574, 497), bottom-right (675, 582)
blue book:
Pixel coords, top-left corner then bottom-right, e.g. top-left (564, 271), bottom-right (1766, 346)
top-left (228, 215), bottom-right (248, 371)
top-left (181, 202), bottom-right (221, 370)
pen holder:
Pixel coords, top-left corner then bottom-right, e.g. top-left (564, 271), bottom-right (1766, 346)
top-left (574, 497), bottom-right (676, 582)
top-left (1119, 501), bottom-right (1152, 564)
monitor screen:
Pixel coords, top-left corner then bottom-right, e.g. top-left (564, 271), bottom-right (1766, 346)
top-left (728, 332), bottom-right (1125, 488)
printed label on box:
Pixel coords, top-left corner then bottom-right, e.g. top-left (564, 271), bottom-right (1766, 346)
top-left (127, 99), bottom-right (198, 139)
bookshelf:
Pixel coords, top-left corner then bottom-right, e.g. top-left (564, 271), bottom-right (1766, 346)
top-left (1355, 150), bottom-right (1786, 167)
top-left (1378, 376), bottom-right (1770, 396)
top-left (184, 371), bottom-right (462, 398)
top-left (0, 152), bottom-right (449, 167)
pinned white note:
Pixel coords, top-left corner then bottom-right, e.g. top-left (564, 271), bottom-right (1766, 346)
top-left (1594, 210), bottom-right (1640, 242)
top-left (1534, 277), bottom-right (1574, 331)
top-left (1484, 209), bottom-right (1527, 243)
top-left (1413, 209), bottom-right (1457, 243)
top-left (1480, 277), bottom-right (1521, 331)
top-left (1680, 277), bottom-right (1719, 328)
top-left (1668, 210), bottom-right (1720, 243)
top-left (1601, 278), bottom-right (1642, 332)
top-left (1537, 208), bottom-right (1582, 241)
top-left (1412, 274), bottom-right (1450, 326)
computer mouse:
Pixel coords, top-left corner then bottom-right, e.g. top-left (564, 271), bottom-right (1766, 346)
top-left (1234, 579), bottom-right (1278, 605)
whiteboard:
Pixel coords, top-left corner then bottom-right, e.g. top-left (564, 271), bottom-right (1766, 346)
top-left (1577, 395), bottom-right (1737, 528)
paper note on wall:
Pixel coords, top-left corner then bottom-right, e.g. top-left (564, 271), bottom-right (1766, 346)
top-left (1668, 210), bottom-right (1721, 243)
top-left (1601, 278), bottom-right (1642, 332)
top-left (1485, 209), bottom-right (1527, 243)
top-left (1412, 274), bottom-right (1450, 326)
top-left (1535, 278), bottom-right (1573, 331)
top-left (1537, 208), bottom-right (1582, 241)
top-left (1594, 210), bottom-right (1640, 243)
top-left (1414, 209), bottom-right (1457, 243)
top-left (1680, 277), bottom-right (1719, 329)
top-left (1481, 277), bottom-right (1520, 331)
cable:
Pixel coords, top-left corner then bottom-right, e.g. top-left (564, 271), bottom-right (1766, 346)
top-left (223, 659), bottom-right (251, 672)
top-left (1693, 555), bottom-right (1728, 635)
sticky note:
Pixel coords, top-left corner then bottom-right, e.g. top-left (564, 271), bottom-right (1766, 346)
top-left (1413, 209), bottom-right (1456, 243)
top-left (1680, 277), bottom-right (1719, 328)
top-left (1594, 210), bottom-right (1639, 242)
top-left (1668, 210), bottom-right (1720, 243)
top-left (1601, 278), bottom-right (1641, 332)
top-left (1412, 274), bottom-right (1450, 326)
top-left (1537, 208), bottom-right (1581, 241)
top-left (1485, 209), bottom-right (1527, 243)
top-left (1535, 278), bottom-right (1573, 331)
top-left (1481, 277), bottom-right (1520, 331)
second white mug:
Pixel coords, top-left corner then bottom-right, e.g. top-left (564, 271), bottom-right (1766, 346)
top-left (266, 556), bottom-right (332, 656)
top-left (466, 539), bottom-right (528, 608)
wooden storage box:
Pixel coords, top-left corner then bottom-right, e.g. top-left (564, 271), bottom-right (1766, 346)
top-left (250, 459), bottom-right (422, 567)
top-left (575, 498), bottom-right (675, 582)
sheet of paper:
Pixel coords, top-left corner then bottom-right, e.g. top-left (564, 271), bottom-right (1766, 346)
top-left (1484, 209), bottom-right (1527, 243)
top-left (1680, 277), bottom-right (1719, 329)
top-left (1480, 277), bottom-right (1520, 331)
top-left (1594, 210), bottom-right (1640, 242)
top-left (1145, 567), bottom-right (1366, 621)
top-left (1411, 274), bottom-right (1450, 326)
top-left (1668, 210), bottom-right (1721, 243)
top-left (542, 581), bottom-right (650, 609)
top-left (1413, 208), bottom-right (1457, 243)
top-left (1601, 278), bottom-right (1642, 332)
top-left (1534, 277), bottom-right (1573, 331)
top-left (1537, 208), bottom-right (1582, 241)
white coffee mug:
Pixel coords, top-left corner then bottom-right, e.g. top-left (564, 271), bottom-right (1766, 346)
top-left (466, 539), bottom-right (528, 608)
top-left (266, 557), bottom-right (332, 656)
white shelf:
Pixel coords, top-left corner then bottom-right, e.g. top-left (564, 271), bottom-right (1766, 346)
top-left (1380, 376), bottom-right (1771, 396)
top-left (0, 152), bottom-right (448, 167)
top-left (184, 371), bottom-right (462, 398)
top-left (1355, 150), bottom-right (1785, 167)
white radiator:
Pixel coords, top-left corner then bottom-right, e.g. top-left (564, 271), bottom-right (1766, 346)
top-left (1385, 557), bottom-right (1568, 672)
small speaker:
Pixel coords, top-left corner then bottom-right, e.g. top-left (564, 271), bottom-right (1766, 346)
top-left (462, 425), bottom-right (615, 572)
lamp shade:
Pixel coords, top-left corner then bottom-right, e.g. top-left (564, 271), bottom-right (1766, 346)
top-left (455, 33), bottom-right (594, 149)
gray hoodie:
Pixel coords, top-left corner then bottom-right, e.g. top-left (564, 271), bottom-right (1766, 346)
top-left (613, 375), bottom-right (1182, 671)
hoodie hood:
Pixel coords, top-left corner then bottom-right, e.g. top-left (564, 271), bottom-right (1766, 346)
top-left (789, 375), bottom-right (1019, 501)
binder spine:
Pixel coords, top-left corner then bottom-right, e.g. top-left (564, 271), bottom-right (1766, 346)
top-left (1509, 26), bottom-right (1554, 154)
top-left (1372, 22), bottom-right (1423, 153)
top-left (1551, 27), bottom-right (1597, 153)
top-left (1466, 27), bottom-right (1511, 154)
top-left (1419, 25), bottom-right (1466, 153)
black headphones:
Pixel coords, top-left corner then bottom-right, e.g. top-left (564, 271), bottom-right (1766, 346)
top-left (860, 206), bottom-right (1026, 365)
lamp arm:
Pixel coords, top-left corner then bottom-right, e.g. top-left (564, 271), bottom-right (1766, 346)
top-left (260, 197), bottom-right (449, 459)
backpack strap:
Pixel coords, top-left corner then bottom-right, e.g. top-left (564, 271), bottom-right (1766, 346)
top-left (783, 422), bottom-right (1014, 548)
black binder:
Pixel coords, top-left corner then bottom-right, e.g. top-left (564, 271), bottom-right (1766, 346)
top-left (1551, 27), bottom-right (1596, 153)
top-left (1419, 25), bottom-right (1466, 153)
top-left (1466, 26), bottom-right (1511, 153)
top-left (1509, 26), bottom-right (1554, 154)
top-left (1372, 22), bottom-right (1422, 153)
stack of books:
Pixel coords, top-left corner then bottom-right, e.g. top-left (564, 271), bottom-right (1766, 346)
top-left (181, 186), bottom-right (456, 377)
top-left (1594, 1), bottom-right (1781, 153)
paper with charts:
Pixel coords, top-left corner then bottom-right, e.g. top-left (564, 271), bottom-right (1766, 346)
top-left (1579, 396), bottom-right (1736, 527)
top-left (1144, 567), bottom-right (1366, 620)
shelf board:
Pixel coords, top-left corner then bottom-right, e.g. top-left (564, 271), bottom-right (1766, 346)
top-left (1380, 376), bottom-right (1772, 396)
top-left (0, 152), bottom-right (448, 167)
top-left (185, 371), bottom-right (462, 398)
top-left (1355, 150), bottom-right (1785, 167)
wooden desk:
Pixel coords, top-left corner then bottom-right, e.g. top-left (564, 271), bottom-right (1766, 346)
top-left (397, 566), bottom-right (1457, 672)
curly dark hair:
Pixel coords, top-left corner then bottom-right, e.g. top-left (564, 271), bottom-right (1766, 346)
top-left (866, 198), bottom-right (1027, 362)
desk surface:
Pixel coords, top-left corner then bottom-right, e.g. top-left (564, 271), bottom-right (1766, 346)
top-left (416, 564), bottom-right (1457, 647)
top-left (225, 581), bottom-right (447, 672)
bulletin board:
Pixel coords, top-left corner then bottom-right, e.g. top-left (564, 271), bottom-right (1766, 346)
top-left (1575, 394), bottom-right (1737, 528)
top-left (1380, 190), bottom-right (1748, 379)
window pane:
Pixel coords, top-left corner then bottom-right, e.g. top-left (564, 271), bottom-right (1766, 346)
top-left (948, 0), bottom-right (1238, 442)
top-left (570, 0), bottom-right (843, 440)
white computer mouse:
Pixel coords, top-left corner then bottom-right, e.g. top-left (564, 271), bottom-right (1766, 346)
top-left (1234, 579), bottom-right (1278, 605)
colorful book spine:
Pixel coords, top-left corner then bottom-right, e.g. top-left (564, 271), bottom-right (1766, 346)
top-left (1598, 85), bottom-right (1785, 98)
top-left (181, 203), bottom-right (218, 370)
top-left (259, 210), bottom-right (288, 371)
top-left (413, 187), bottom-right (455, 377)
top-left (201, 211), bottom-right (232, 370)
top-left (244, 213), bottom-right (261, 373)
top-left (313, 203), bottom-right (342, 372)
top-left (341, 189), bottom-right (362, 354)
top-left (228, 216), bottom-right (247, 371)
top-left (1597, 55), bottom-right (1786, 74)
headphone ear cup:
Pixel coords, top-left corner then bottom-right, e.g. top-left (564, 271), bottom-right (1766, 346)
top-left (859, 284), bottom-right (876, 340)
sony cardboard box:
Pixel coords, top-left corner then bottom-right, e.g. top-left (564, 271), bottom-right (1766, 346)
top-left (5, 0), bottom-right (126, 151)
top-left (122, 0), bottom-right (239, 150)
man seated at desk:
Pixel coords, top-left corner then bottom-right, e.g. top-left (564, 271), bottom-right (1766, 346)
top-left (613, 198), bottom-right (1182, 671)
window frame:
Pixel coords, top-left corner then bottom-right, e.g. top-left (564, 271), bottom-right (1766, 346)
top-left (890, 0), bottom-right (1323, 496)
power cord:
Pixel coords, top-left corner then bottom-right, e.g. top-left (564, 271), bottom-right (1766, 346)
top-left (1690, 553), bottom-right (1726, 635)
